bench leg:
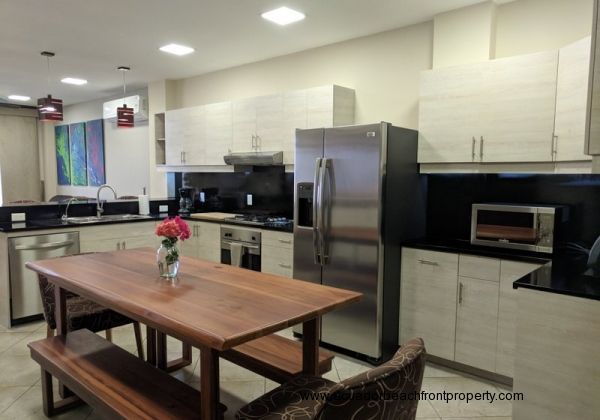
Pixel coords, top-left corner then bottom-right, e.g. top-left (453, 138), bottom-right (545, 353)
top-left (155, 331), bottom-right (193, 373)
top-left (54, 286), bottom-right (74, 400)
top-left (41, 368), bottom-right (83, 417)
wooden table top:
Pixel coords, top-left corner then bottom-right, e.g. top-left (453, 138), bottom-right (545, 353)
top-left (26, 248), bottom-right (361, 351)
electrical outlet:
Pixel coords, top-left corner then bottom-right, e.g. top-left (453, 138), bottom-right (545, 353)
top-left (200, 192), bottom-right (205, 203)
top-left (246, 194), bottom-right (253, 206)
top-left (159, 205), bottom-right (168, 212)
top-left (11, 213), bottom-right (26, 222)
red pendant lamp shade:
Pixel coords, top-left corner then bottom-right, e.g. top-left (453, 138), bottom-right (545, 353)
top-left (38, 52), bottom-right (63, 122)
top-left (117, 104), bottom-right (134, 128)
top-left (37, 94), bottom-right (63, 122)
top-left (116, 66), bottom-right (134, 128)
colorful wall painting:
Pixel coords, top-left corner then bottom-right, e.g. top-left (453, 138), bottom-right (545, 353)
top-left (85, 119), bottom-right (106, 186)
top-left (54, 125), bottom-right (71, 185)
top-left (68, 122), bottom-right (87, 186)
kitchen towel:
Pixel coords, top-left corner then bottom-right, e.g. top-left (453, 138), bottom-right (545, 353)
top-left (138, 195), bottom-right (150, 215)
top-left (230, 243), bottom-right (244, 267)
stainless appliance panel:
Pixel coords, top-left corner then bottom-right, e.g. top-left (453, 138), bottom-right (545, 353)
top-left (220, 227), bottom-right (261, 271)
top-left (293, 128), bottom-right (324, 335)
top-left (320, 123), bottom-right (384, 358)
top-left (9, 232), bottom-right (80, 323)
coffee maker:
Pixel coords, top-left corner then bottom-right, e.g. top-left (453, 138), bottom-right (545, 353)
top-left (178, 188), bottom-right (194, 215)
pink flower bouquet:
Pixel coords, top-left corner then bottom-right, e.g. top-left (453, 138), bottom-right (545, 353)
top-left (155, 216), bottom-right (191, 277)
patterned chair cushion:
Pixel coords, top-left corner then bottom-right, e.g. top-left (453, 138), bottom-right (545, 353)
top-left (236, 337), bottom-right (426, 420)
top-left (37, 273), bottom-right (132, 332)
top-left (236, 375), bottom-right (336, 420)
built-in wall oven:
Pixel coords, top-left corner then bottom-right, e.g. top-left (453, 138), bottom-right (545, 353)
top-left (220, 227), bottom-right (261, 271)
top-left (471, 204), bottom-right (566, 253)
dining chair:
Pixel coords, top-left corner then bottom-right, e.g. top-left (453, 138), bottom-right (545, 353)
top-left (236, 337), bottom-right (426, 420)
top-left (36, 264), bottom-right (144, 360)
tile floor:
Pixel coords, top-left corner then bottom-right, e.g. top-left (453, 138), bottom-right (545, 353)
top-left (0, 321), bottom-right (513, 420)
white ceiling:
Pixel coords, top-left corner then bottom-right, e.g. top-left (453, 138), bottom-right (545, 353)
top-left (0, 0), bottom-right (490, 106)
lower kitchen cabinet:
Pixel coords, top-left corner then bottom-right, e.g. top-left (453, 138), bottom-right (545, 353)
top-left (261, 231), bottom-right (293, 278)
top-left (399, 248), bottom-right (459, 361)
top-left (181, 221), bottom-right (220, 263)
top-left (399, 247), bottom-right (543, 377)
top-left (455, 275), bottom-right (499, 371)
top-left (496, 260), bottom-right (543, 377)
top-left (80, 222), bottom-right (157, 252)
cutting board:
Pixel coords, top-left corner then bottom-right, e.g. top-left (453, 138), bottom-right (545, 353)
top-left (189, 212), bottom-right (239, 221)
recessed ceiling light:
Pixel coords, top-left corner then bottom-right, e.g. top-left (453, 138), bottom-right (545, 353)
top-left (159, 43), bottom-right (195, 56)
top-left (61, 77), bottom-right (88, 85)
top-left (261, 7), bottom-right (305, 26)
top-left (8, 95), bottom-right (31, 101)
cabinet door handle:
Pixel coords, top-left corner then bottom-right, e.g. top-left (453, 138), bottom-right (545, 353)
top-left (122, 241), bottom-right (126, 250)
top-left (256, 135), bottom-right (261, 150)
top-left (183, 151), bottom-right (186, 164)
top-left (479, 136), bottom-right (484, 161)
top-left (251, 135), bottom-right (256, 150)
top-left (552, 134), bottom-right (558, 159)
top-left (278, 239), bottom-right (292, 244)
top-left (278, 263), bottom-right (292, 269)
top-left (459, 282), bottom-right (464, 304)
top-left (418, 259), bottom-right (438, 266)
top-left (117, 242), bottom-right (121, 250)
top-left (472, 137), bottom-right (476, 161)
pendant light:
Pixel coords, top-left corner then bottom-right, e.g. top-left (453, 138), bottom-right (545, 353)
top-left (37, 51), bottom-right (63, 122)
top-left (116, 66), bottom-right (134, 128)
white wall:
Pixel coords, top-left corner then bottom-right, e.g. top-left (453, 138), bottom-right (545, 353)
top-left (45, 91), bottom-right (150, 199)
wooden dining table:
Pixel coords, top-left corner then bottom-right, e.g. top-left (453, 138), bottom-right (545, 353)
top-left (26, 248), bottom-right (362, 420)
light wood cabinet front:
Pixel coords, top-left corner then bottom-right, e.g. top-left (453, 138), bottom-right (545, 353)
top-left (455, 276), bottom-right (499, 372)
top-left (400, 248), bottom-right (459, 360)
top-left (261, 232), bottom-right (293, 278)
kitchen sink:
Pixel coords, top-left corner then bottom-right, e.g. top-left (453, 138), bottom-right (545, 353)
top-left (65, 214), bottom-right (153, 224)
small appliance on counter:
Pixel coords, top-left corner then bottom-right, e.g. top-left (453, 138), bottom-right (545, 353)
top-left (470, 203), bottom-right (568, 253)
top-left (178, 187), bottom-right (194, 216)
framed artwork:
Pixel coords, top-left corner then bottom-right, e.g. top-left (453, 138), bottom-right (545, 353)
top-left (85, 119), bottom-right (106, 186)
top-left (68, 122), bottom-right (87, 186)
top-left (54, 125), bottom-right (70, 185)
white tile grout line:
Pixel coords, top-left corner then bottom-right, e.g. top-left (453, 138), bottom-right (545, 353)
top-left (0, 383), bottom-right (38, 414)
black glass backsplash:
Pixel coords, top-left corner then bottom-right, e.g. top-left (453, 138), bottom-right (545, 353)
top-left (182, 167), bottom-right (294, 218)
top-left (426, 174), bottom-right (600, 246)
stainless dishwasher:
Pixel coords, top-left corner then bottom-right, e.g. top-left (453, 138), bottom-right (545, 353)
top-left (8, 232), bottom-right (79, 325)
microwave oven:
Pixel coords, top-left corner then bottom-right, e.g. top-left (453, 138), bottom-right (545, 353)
top-left (471, 204), bottom-right (566, 253)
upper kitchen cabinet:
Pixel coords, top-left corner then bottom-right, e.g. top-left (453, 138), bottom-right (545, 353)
top-left (164, 85), bottom-right (354, 167)
top-left (418, 48), bottom-right (588, 164)
top-left (418, 61), bottom-right (489, 163)
top-left (481, 50), bottom-right (558, 163)
top-left (555, 37), bottom-right (592, 161)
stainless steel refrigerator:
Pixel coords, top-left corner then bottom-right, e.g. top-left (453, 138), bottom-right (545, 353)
top-left (293, 122), bottom-right (424, 362)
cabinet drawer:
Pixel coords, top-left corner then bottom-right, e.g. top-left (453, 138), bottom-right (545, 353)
top-left (459, 254), bottom-right (500, 282)
top-left (262, 231), bottom-right (293, 249)
top-left (262, 245), bottom-right (293, 278)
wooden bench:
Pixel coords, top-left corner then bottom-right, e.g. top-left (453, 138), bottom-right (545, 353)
top-left (222, 334), bottom-right (335, 384)
top-left (28, 329), bottom-right (225, 419)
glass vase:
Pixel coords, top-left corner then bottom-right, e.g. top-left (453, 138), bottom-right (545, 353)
top-left (156, 239), bottom-right (180, 279)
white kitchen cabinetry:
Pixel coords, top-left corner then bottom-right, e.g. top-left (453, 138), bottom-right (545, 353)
top-left (554, 37), bottom-right (592, 161)
top-left (261, 231), bottom-right (293, 278)
top-left (513, 289), bottom-right (600, 420)
top-left (180, 221), bottom-right (221, 262)
top-left (496, 260), bottom-right (543, 377)
top-left (418, 50), bottom-right (560, 163)
top-left (80, 222), bottom-right (157, 252)
top-left (165, 85), bottom-right (354, 167)
top-left (400, 247), bottom-right (543, 376)
top-left (399, 248), bottom-right (459, 360)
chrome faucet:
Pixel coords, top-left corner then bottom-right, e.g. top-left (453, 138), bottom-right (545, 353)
top-left (61, 197), bottom-right (78, 221)
top-left (96, 184), bottom-right (117, 217)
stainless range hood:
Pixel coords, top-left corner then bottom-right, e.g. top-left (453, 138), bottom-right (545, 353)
top-left (223, 151), bottom-right (283, 166)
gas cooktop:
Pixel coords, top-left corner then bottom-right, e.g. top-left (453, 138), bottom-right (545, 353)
top-left (225, 214), bottom-right (292, 228)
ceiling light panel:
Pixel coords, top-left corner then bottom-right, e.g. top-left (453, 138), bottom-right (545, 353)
top-left (8, 95), bottom-right (31, 101)
top-left (261, 7), bottom-right (305, 26)
top-left (61, 77), bottom-right (88, 85)
top-left (159, 43), bottom-right (195, 56)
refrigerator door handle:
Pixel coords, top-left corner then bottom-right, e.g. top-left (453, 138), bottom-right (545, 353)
top-left (313, 158), bottom-right (323, 265)
top-left (320, 158), bottom-right (332, 264)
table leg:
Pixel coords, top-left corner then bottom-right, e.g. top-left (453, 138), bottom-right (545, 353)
top-left (146, 326), bottom-right (157, 366)
top-left (200, 347), bottom-right (220, 420)
top-left (302, 317), bottom-right (321, 375)
top-left (54, 286), bottom-right (73, 398)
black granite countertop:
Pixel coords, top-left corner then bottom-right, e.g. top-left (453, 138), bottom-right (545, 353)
top-left (0, 213), bottom-right (293, 234)
top-left (402, 237), bottom-right (600, 301)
